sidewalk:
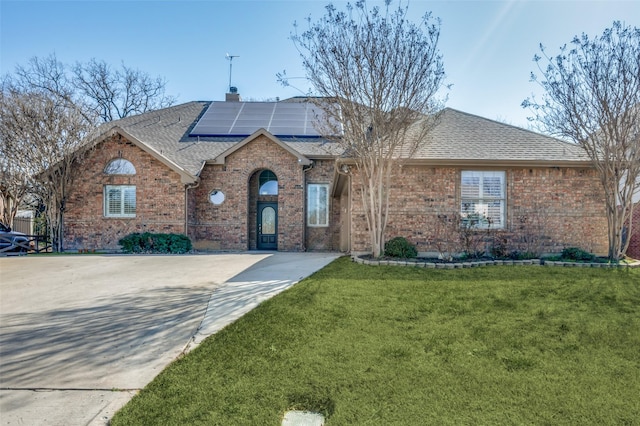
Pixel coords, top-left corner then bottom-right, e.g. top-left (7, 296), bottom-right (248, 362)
top-left (185, 252), bottom-right (341, 352)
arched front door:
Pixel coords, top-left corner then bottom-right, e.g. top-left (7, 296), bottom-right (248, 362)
top-left (257, 202), bottom-right (277, 250)
top-left (254, 170), bottom-right (278, 250)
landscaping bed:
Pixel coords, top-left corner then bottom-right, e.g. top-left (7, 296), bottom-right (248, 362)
top-left (359, 238), bottom-right (640, 268)
top-left (354, 255), bottom-right (640, 268)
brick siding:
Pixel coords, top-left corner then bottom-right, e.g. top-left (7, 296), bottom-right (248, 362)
top-left (65, 133), bottom-right (340, 252)
top-left (64, 134), bottom-right (187, 251)
top-left (191, 135), bottom-right (338, 251)
top-left (64, 132), bottom-right (609, 257)
top-left (348, 165), bottom-right (608, 256)
top-left (304, 160), bottom-right (341, 251)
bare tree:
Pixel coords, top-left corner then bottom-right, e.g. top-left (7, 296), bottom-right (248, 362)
top-left (11, 53), bottom-right (175, 123)
top-left (0, 84), bottom-right (30, 226)
top-left (13, 55), bottom-right (75, 103)
top-left (523, 22), bottom-right (640, 261)
top-left (0, 152), bottom-right (31, 227)
top-left (514, 199), bottom-right (551, 258)
top-left (0, 84), bottom-right (93, 251)
top-left (2, 54), bottom-right (176, 249)
top-left (72, 58), bottom-right (176, 122)
top-left (0, 83), bottom-right (38, 227)
top-left (290, 0), bottom-right (446, 257)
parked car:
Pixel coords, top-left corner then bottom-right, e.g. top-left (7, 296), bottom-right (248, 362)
top-left (0, 223), bottom-right (30, 253)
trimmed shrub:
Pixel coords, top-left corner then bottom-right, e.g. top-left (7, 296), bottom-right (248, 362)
top-left (509, 251), bottom-right (539, 260)
top-left (119, 232), bottom-right (192, 254)
top-left (384, 237), bottom-right (418, 259)
top-left (561, 247), bottom-right (595, 262)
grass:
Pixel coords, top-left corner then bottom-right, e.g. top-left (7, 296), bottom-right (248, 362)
top-left (112, 258), bottom-right (640, 425)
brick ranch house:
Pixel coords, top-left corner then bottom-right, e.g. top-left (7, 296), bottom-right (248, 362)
top-left (63, 96), bottom-right (608, 256)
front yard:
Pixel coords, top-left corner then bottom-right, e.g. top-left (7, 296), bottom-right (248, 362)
top-left (112, 258), bottom-right (640, 425)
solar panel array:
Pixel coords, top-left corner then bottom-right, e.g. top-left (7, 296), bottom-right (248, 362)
top-left (189, 101), bottom-right (338, 137)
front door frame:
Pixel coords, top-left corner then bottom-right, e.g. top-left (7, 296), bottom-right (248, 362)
top-left (257, 201), bottom-right (278, 250)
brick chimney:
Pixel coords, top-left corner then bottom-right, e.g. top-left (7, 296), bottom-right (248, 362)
top-left (225, 86), bottom-right (241, 102)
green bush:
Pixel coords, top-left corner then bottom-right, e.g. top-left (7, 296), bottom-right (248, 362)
top-left (561, 247), bottom-right (595, 262)
top-left (119, 232), bottom-right (192, 254)
top-left (508, 250), bottom-right (539, 260)
top-left (384, 237), bottom-right (418, 258)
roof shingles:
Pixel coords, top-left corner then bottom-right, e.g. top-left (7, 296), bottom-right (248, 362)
top-left (417, 108), bottom-right (588, 163)
top-left (96, 102), bottom-right (590, 177)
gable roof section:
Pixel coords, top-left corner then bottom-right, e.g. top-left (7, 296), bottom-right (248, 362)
top-left (97, 126), bottom-right (199, 185)
top-left (411, 108), bottom-right (591, 166)
top-left (94, 101), bottom-right (230, 176)
top-left (208, 129), bottom-right (312, 165)
top-left (91, 102), bottom-right (592, 178)
top-left (94, 101), bottom-right (339, 176)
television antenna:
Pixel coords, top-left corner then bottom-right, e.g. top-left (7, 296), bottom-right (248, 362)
top-left (225, 53), bottom-right (239, 91)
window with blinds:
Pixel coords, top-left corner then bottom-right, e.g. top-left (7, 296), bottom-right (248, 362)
top-left (104, 185), bottom-right (136, 218)
top-left (460, 171), bottom-right (505, 229)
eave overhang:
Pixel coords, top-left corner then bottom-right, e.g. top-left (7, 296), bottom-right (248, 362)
top-left (337, 157), bottom-right (595, 169)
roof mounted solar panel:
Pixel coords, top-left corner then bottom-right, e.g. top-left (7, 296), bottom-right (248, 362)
top-left (189, 101), bottom-right (340, 138)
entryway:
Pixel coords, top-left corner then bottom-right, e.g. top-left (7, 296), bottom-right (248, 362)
top-left (250, 169), bottom-right (279, 250)
top-left (257, 202), bottom-right (277, 250)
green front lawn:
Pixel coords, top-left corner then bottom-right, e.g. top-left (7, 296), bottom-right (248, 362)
top-left (112, 259), bottom-right (640, 425)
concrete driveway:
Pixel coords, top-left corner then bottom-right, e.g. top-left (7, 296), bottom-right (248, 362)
top-left (0, 252), bottom-right (339, 425)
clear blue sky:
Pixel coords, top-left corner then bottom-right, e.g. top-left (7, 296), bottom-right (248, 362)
top-left (1, 0), bottom-right (638, 128)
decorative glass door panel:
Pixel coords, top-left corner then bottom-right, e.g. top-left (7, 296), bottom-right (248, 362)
top-left (257, 202), bottom-right (277, 250)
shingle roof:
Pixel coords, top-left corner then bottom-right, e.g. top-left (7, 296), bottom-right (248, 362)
top-left (94, 102), bottom-right (591, 178)
top-left (414, 108), bottom-right (589, 164)
top-left (94, 101), bottom-right (339, 176)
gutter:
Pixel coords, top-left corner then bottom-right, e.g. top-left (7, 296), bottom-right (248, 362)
top-left (399, 158), bottom-right (594, 169)
top-left (332, 157), bottom-right (594, 168)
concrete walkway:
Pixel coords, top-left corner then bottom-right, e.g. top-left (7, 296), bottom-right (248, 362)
top-left (0, 252), bottom-right (340, 426)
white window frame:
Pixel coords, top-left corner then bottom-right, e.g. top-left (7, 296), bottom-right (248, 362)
top-left (460, 171), bottom-right (505, 229)
top-left (104, 185), bottom-right (136, 218)
top-left (307, 184), bottom-right (330, 227)
top-left (104, 158), bottom-right (136, 175)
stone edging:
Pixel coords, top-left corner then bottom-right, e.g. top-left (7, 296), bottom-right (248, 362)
top-left (352, 256), bottom-right (640, 269)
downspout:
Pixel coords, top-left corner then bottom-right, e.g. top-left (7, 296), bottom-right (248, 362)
top-left (184, 161), bottom-right (205, 241)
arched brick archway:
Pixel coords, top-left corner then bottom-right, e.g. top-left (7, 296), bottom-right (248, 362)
top-left (248, 169), bottom-right (278, 250)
